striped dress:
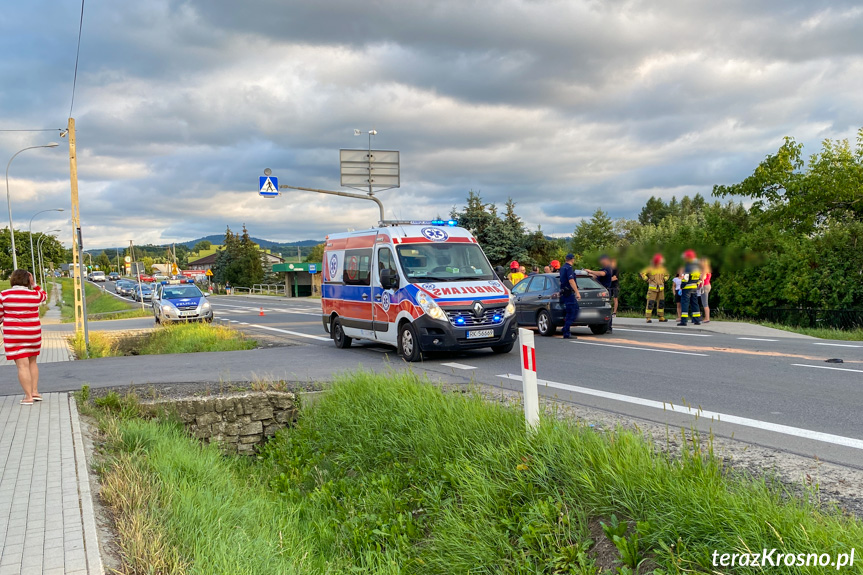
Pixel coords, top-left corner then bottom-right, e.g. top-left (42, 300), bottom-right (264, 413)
top-left (0, 285), bottom-right (47, 361)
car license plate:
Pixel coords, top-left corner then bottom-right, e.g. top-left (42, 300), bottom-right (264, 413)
top-left (178, 311), bottom-right (197, 317)
top-left (466, 329), bottom-right (494, 339)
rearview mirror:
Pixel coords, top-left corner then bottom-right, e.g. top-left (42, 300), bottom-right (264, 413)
top-left (380, 268), bottom-right (399, 290)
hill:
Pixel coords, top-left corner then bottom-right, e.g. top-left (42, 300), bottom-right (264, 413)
top-left (177, 236), bottom-right (322, 250)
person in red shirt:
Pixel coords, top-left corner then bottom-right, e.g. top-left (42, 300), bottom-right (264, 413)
top-left (0, 270), bottom-right (47, 405)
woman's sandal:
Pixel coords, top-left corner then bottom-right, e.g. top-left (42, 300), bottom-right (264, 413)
top-left (21, 399), bottom-right (34, 405)
top-left (32, 395), bottom-right (43, 402)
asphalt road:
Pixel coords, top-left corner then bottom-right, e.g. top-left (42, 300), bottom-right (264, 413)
top-left (8, 287), bottom-right (863, 469)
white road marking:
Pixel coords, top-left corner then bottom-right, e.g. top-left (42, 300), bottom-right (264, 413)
top-left (239, 322), bottom-right (249, 325)
top-left (792, 363), bottom-right (863, 374)
top-left (572, 340), bottom-right (708, 357)
top-left (613, 328), bottom-right (711, 337)
top-left (737, 337), bottom-right (779, 342)
top-left (813, 342), bottom-right (863, 348)
top-left (441, 362), bottom-right (477, 370)
top-left (497, 374), bottom-right (863, 451)
top-left (243, 323), bottom-right (331, 342)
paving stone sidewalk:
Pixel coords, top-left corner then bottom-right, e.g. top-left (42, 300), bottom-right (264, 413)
top-left (0, 393), bottom-right (102, 574)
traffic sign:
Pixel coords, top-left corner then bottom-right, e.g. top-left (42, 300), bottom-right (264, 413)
top-left (259, 176), bottom-right (279, 197)
top-left (309, 264), bottom-right (317, 274)
top-left (205, 269), bottom-right (213, 277)
top-left (171, 264), bottom-right (179, 275)
top-left (124, 256), bottom-right (131, 263)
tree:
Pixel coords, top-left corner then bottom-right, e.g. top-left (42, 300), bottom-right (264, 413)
top-left (211, 225), bottom-right (265, 287)
top-left (571, 209), bottom-right (616, 256)
top-left (638, 196), bottom-right (671, 225)
top-left (193, 240), bottom-right (212, 253)
top-left (305, 243), bottom-right (325, 263)
top-left (96, 251), bottom-right (112, 272)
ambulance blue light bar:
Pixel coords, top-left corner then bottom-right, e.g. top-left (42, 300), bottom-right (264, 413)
top-left (408, 219), bottom-right (458, 226)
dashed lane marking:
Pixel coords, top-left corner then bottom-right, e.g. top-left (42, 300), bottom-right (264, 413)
top-left (738, 337), bottom-right (779, 342)
top-left (813, 343), bottom-right (863, 348)
top-left (496, 374), bottom-right (863, 451)
top-left (613, 328), bottom-right (711, 337)
top-left (792, 364), bottom-right (863, 374)
top-left (440, 362), bottom-right (477, 370)
top-left (572, 340), bottom-right (708, 356)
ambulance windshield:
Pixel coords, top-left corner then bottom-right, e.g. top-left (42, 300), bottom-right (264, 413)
top-left (396, 243), bottom-right (495, 282)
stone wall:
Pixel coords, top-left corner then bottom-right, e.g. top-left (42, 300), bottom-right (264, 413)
top-left (141, 391), bottom-right (297, 454)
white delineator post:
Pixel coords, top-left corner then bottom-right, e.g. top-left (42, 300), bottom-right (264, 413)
top-left (519, 327), bottom-right (539, 429)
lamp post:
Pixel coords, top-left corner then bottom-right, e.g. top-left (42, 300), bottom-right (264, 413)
top-left (37, 230), bottom-right (61, 287)
top-left (6, 143), bottom-right (60, 269)
top-left (28, 208), bottom-right (64, 273)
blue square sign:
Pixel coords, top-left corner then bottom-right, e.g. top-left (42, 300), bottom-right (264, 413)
top-left (309, 264), bottom-right (317, 273)
top-left (259, 176), bottom-right (279, 197)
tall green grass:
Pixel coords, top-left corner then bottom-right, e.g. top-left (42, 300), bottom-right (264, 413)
top-left (71, 323), bottom-right (254, 359)
top-left (96, 372), bottom-right (862, 574)
top-left (59, 278), bottom-right (142, 321)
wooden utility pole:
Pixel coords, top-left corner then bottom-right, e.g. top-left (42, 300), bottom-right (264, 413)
top-left (67, 117), bottom-right (85, 338)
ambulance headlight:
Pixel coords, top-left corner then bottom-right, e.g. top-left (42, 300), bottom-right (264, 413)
top-left (504, 296), bottom-right (516, 318)
top-left (417, 292), bottom-right (446, 321)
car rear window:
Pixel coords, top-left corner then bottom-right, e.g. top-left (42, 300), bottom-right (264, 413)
top-left (576, 276), bottom-right (604, 290)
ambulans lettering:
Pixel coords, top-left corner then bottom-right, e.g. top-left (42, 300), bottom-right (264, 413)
top-left (428, 284), bottom-right (505, 297)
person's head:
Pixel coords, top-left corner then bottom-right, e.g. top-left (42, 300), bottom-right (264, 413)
top-left (519, 266), bottom-right (526, 274)
top-left (599, 254), bottom-right (611, 267)
top-left (510, 261), bottom-right (519, 271)
top-left (543, 265), bottom-right (551, 273)
top-left (682, 249), bottom-right (696, 262)
top-left (550, 259), bottom-right (560, 270)
top-left (533, 266), bottom-right (540, 273)
top-left (494, 266), bottom-right (506, 279)
top-left (565, 253), bottom-right (575, 263)
top-left (611, 258), bottom-right (617, 267)
top-left (702, 257), bottom-right (711, 273)
top-left (9, 269), bottom-right (31, 287)
top-left (651, 253), bottom-right (664, 267)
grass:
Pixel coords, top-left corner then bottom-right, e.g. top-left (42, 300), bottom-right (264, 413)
top-left (70, 323), bottom-right (256, 359)
top-left (759, 323), bottom-right (863, 341)
top-left (88, 371), bottom-right (863, 574)
top-left (58, 278), bottom-right (144, 322)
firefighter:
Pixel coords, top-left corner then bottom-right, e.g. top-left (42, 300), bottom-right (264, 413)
top-left (678, 249), bottom-right (703, 326)
top-left (640, 253), bottom-right (669, 323)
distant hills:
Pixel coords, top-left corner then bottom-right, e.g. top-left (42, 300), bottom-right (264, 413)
top-left (176, 235), bottom-right (322, 250)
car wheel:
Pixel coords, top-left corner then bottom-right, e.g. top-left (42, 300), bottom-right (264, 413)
top-left (589, 323), bottom-right (609, 335)
top-left (491, 342), bottom-right (515, 354)
top-left (332, 318), bottom-right (352, 349)
top-left (537, 310), bottom-right (556, 336)
top-left (398, 322), bottom-right (423, 362)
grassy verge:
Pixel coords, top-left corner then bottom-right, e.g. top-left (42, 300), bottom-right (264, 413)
top-left (758, 323), bottom-right (863, 341)
top-left (88, 372), bottom-right (862, 574)
top-left (59, 278), bottom-right (143, 322)
top-left (70, 323), bottom-right (256, 359)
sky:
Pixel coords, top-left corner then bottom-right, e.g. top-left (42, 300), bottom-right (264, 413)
top-left (2, 0), bottom-right (862, 249)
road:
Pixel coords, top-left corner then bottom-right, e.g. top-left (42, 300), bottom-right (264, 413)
top-left (9, 285), bottom-right (863, 469)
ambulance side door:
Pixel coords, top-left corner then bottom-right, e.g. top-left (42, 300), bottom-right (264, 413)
top-left (372, 246), bottom-right (399, 344)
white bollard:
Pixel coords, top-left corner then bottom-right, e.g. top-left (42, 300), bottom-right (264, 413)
top-left (518, 327), bottom-right (539, 429)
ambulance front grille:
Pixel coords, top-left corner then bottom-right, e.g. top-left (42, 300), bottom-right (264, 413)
top-left (445, 308), bottom-right (505, 327)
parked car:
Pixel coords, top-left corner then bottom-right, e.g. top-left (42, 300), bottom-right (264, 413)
top-left (512, 272), bottom-right (612, 335)
top-left (108, 272), bottom-right (120, 281)
top-left (133, 284), bottom-right (153, 302)
top-left (136, 274), bottom-right (155, 283)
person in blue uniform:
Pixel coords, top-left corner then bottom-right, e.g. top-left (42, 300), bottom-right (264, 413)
top-left (559, 254), bottom-right (582, 339)
top-left (585, 254), bottom-right (614, 334)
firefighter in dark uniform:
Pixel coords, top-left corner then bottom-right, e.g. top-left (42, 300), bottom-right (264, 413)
top-left (678, 249), bottom-right (702, 326)
top-left (559, 254), bottom-right (582, 339)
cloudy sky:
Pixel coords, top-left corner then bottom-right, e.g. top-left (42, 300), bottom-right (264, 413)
top-left (2, 0), bottom-right (862, 249)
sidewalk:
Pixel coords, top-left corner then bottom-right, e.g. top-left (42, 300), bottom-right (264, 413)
top-left (37, 283), bottom-right (75, 364)
top-left (613, 316), bottom-right (814, 339)
top-left (0, 393), bottom-right (102, 574)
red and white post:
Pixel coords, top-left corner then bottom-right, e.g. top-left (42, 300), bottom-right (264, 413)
top-left (518, 327), bottom-right (539, 429)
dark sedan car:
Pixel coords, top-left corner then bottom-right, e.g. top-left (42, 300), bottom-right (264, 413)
top-left (512, 272), bottom-right (612, 335)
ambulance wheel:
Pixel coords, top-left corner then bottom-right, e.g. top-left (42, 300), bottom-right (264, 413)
top-left (537, 310), bottom-right (556, 336)
top-left (332, 318), bottom-right (352, 349)
top-left (491, 342), bottom-right (515, 354)
top-left (398, 323), bottom-right (422, 362)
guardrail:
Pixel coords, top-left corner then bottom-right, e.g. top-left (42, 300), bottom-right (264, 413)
top-left (252, 284), bottom-right (286, 295)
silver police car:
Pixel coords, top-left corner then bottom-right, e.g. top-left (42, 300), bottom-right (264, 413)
top-left (152, 279), bottom-right (213, 324)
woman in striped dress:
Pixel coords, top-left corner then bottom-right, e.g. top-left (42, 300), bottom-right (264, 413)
top-left (0, 270), bottom-right (48, 405)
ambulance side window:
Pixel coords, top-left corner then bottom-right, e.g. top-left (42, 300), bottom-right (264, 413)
top-left (343, 249), bottom-right (372, 286)
top-left (377, 249), bottom-right (397, 284)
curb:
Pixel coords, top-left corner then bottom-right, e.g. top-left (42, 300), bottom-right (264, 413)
top-left (68, 394), bottom-right (105, 575)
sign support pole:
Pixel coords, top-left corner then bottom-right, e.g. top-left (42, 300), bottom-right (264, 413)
top-left (278, 184), bottom-right (386, 225)
top-left (519, 328), bottom-right (539, 429)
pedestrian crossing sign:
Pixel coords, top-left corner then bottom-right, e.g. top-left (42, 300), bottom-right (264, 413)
top-left (259, 176), bottom-right (279, 197)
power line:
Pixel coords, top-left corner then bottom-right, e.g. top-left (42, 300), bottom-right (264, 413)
top-left (68, 0), bottom-right (86, 118)
top-left (0, 129), bottom-right (63, 132)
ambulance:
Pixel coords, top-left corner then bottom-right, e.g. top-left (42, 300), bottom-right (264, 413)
top-left (322, 220), bottom-right (518, 361)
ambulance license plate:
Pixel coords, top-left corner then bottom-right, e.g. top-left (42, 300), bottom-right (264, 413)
top-left (466, 329), bottom-right (494, 339)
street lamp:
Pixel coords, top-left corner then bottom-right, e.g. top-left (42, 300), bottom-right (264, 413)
top-left (37, 230), bottom-right (61, 287)
top-left (29, 208), bottom-right (64, 273)
top-left (6, 143), bottom-right (60, 270)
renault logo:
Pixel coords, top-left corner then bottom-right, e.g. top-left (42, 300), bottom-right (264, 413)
top-left (472, 301), bottom-right (484, 318)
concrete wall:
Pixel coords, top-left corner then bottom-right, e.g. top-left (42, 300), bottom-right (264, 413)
top-left (141, 391), bottom-right (297, 454)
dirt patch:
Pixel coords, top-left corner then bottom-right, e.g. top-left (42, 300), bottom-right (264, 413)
top-left (587, 518), bottom-right (620, 573)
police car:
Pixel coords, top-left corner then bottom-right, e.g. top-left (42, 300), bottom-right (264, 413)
top-left (152, 279), bottom-right (213, 324)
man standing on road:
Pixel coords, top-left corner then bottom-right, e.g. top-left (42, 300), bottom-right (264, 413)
top-left (508, 262), bottom-right (525, 285)
top-left (678, 250), bottom-right (703, 326)
top-left (585, 255), bottom-right (614, 334)
top-left (610, 258), bottom-right (620, 317)
top-left (560, 254), bottom-right (581, 339)
top-left (640, 254), bottom-right (669, 323)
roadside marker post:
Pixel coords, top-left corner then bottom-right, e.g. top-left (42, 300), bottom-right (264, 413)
top-left (519, 328), bottom-right (539, 429)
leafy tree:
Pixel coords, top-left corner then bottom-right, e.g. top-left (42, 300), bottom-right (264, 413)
top-left (638, 196), bottom-right (671, 225)
top-left (571, 209), bottom-right (616, 256)
top-left (193, 240), bottom-right (212, 253)
top-left (96, 251), bottom-right (112, 272)
top-left (305, 243), bottom-right (325, 263)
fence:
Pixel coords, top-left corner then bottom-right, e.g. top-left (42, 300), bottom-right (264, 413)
top-left (252, 284), bottom-right (286, 295)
